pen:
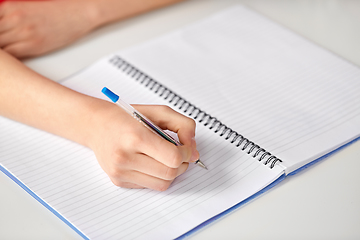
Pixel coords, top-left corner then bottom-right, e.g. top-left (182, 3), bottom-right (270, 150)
top-left (101, 87), bottom-right (208, 170)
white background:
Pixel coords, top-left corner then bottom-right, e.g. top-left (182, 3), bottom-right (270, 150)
top-left (1, 0), bottom-right (359, 239)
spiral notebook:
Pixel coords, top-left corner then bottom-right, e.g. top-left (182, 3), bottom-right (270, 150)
top-left (1, 5), bottom-right (360, 240)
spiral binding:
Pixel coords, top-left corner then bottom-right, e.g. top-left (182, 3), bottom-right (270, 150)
top-left (109, 55), bottom-right (282, 169)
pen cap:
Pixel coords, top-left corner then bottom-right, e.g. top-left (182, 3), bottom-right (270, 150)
top-left (102, 87), bottom-right (135, 115)
top-left (102, 87), bottom-right (119, 103)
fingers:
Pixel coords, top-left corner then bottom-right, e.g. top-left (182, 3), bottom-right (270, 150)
top-left (110, 162), bottom-right (189, 191)
top-left (135, 105), bottom-right (199, 162)
top-left (0, 18), bottom-right (13, 33)
top-left (0, 10), bottom-right (31, 49)
top-left (108, 129), bottom-right (190, 191)
top-left (113, 182), bottom-right (144, 189)
top-left (135, 105), bottom-right (196, 145)
top-left (0, 2), bottom-right (7, 21)
top-left (104, 139), bottom-right (189, 191)
top-left (128, 165), bottom-right (186, 191)
top-left (0, 3), bottom-right (29, 57)
top-left (130, 153), bottom-right (189, 181)
top-left (0, 2), bottom-right (19, 33)
top-left (138, 126), bottom-right (193, 168)
top-left (91, 103), bottom-right (199, 191)
top-left (3, 41), bottom-right (37, 59)
top-left (0, 29), bottom-right (25, 48)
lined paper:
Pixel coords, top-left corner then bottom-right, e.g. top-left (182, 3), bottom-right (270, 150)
top-left (121, 5), bottom-right (360, 173)
top-left (2, 5), bottom-right (360, 239)
top-left (0, 58), bottom-right (284, 239)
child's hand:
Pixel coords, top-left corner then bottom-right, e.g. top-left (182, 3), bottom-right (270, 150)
top-left (88, 102), bottom-right (199, 191)
top-left (0, 1), bottom-right (97, 58)
top-left (0, 0), bottom-right (186, 59)
top-left (0, 49), bottom-right (198, 191)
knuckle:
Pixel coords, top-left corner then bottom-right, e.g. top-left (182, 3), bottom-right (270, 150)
top-left (169, 150), bottom-right (183, 168)
top-left (184, 117), bottom-right (196, 129)
top-left (114, 153), bottom-right (130, 167)
top-left (108, 168), bottom-right (129, 187)
top-left (125, 133), bottom-right (144, 148)
top-left (180, 162), bottom-right (189, 174)
top-left (164, 167), bottom-right (177, 180)
top-left (159, 105), bottom-right (172, 113)
top-left (108, 167), bottom-right (121, 179)
top-left (189, 118), bottom-right (196, 127)
top-left (155, 181), bottom-right (171, 192)
top-left (111, 179), bottom-right (127, 188)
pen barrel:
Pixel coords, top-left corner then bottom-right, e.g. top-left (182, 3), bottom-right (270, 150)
top-left (133, 112), bottom-right (181, 146)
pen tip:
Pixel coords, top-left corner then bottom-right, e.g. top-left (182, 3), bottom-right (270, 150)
top-left (196, 159), bottom-right (208, 170)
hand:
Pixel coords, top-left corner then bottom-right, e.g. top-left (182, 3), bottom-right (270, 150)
top-left (0, 0), bottom-right (186, 58)
top-left (0, 1), bottom-right (98, 58)
top-left (0, 49), bottom-right (198, 191)
top-left (88, 102), bottom-right (199, 191)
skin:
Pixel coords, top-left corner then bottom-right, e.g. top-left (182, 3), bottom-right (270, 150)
top-left (0, 0), bottom-right (185, 58)
top-left (0, 0), bottom-right (195, 191)
top-left (0, 49), bottom-right (199, 191)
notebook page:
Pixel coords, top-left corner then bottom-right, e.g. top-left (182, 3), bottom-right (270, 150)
top-left (0, 57), bottom-right (284, 239)
top-left (120, 5), bottom-right (360, 174)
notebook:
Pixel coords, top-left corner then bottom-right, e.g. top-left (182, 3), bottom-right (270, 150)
top-left (1, 5), bottom-right (360, 240)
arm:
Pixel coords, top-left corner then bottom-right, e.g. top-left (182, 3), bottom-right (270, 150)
top-left (0, 0), bottom-right (185, 58)
top-left (0, 49), bottom-right (199, 191)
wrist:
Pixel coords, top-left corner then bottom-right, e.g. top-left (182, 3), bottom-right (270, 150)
top-left (82, 97), bottom-right (124, 150)
top-left (81, 0), bottom-right (108, 29)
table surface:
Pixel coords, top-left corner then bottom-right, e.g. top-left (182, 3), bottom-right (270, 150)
top-left (1, 0), bottom-right (359, 239)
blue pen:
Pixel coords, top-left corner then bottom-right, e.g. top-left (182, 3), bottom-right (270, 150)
top-left (102, 87), bottom-right (207, 170)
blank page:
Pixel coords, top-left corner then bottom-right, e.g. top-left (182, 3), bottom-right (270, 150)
top-left (120, 5), bottom-right (360, 173)
top-left (0, 57), bottom-right (284, 239)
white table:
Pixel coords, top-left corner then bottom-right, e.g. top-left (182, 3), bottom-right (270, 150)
top-left (1, 0), bottom-right (359, 239)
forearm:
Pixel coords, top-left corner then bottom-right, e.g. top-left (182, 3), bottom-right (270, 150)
top-left (0, 50), bottom-right (199, 190)
top-left (0, 50), bottom-right (107, 147)
top-left (85, 0), bottom-right (186, 28)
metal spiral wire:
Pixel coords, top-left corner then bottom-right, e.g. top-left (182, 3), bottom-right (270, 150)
top-left (109, 55), bottom-right (282, 169)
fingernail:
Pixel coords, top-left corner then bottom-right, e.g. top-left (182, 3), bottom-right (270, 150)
top-left (190, 138), bottom-right (199, 162)
top-left (190, 149), bottom-right (199, 162)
